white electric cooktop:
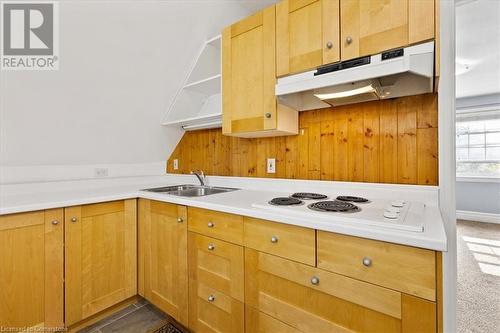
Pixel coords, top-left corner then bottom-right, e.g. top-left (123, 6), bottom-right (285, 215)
top-left (251, 193), bottom-right (425, 232)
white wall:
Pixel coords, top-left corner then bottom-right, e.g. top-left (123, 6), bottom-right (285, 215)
top-left (0, 0), bottom-right (252, 183)
top-left (455, 0), bottom-right (500, 218)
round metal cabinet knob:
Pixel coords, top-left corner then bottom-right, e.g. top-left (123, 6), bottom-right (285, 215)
top-left (71, 217), bottom-right (78, 223)
top-left (362, 257), bottom-right (372, 267)
top-left (51, 220), bottom-right (59, 226)
top-left (265, 113), bottom-right (272, 119)
top-left (346, 36), bottom-right (353, 44)
top-left (311, 276), bottom-right (320, 285)
top-left (326, 41), bottom-right (333, 49)
top-left (177, 217), bottom-right (183, 223)
top-left (208, 244), bottom-right (215, 251)
top-left (270, 236), bottom-right (279, 243)
top-left (207, 222), bottom-right (215, 228)
top-left (208, 295), bottom-right (215, 302)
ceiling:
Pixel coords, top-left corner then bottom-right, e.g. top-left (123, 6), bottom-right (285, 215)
top-left (456, 0), bottom-right (500, 98)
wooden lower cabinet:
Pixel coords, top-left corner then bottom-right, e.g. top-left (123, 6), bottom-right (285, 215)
top-left (65, 199), bottom-right (137, 325)
top-left (188, 232), bottom-right (244, 332)
top-left (245, 248), bottom-right (437, 333)
top-left (0, 209), bottom-right (64, 331)
top-left (139, 199), bottom-right (189, 327)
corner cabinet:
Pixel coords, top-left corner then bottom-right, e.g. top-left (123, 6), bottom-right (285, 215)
top-left (276, 0), bottom-right (340, 76)
top-left (65, 200), bottom-right (137, 325)
top-left (222, 5), bottom-right (298, 138)
top-left (340, 0), bottom-right (435, 61)
top-left (138, 199), bottom-right (189, 327)
top-left (0, 209), bottom-right (64, 331)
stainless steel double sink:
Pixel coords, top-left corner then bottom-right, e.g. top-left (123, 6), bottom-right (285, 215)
top-left (142, 184), bottom-right (238, 197)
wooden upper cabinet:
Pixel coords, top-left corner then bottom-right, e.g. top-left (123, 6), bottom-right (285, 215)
top-left (139, 199), bottom-right (189, 327)
top-left (340, 0), bottom-right (435, 61)
top-left (276, 0), bottom-right (340, 76)
top-left (65, 200), bottom-right (137, 325)
top-left (222, 5), bottom-right (298, 138)
top-left (0, 209), bottom-right (64, 331)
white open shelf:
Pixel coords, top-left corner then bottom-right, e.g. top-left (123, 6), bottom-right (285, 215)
top-left (183, 74), bottom-right (221, 95)
top-left (162, 35), bottom-right (222, 130)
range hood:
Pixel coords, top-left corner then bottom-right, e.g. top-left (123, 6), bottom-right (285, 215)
top-left (276, 41), bottom-right (435, 111)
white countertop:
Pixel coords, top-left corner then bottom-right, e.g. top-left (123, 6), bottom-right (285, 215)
top-left (0, 174), bottom-right (447, 251)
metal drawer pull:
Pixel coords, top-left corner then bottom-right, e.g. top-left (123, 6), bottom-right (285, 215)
top-left (270, 236), bottom-right (278, 243)
top-left (362, 257), bottom-right (372, 267)
top-left (51, 220), bottom-right (59, 225)
top-left (71, 217), bottom-right (78, 223)
top-left (208, 295), bottom-right (215, 302)
top-left (207, 222), bottom-right (215, 228)
top-left (208, 244), bottom-right (215, 251)
top-left (310, 276), bottom-right (320, 285)
top-left (177, 217), bottom-right (183, 223)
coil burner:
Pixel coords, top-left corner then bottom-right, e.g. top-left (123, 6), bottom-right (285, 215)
top-left (291, 192), bottom-right (328, 200)
top-left (336, 196), bottom-right (370, 203)
top-left (269, 197), bottom-right (303, 206)
top-left (308, 200), bottom-right (360, 213)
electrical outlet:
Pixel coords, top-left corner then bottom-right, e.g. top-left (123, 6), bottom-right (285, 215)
top-left (267, 158), bottom-right (276, 174)
top-left (173, 159), bottom-right (179, 170)
top-left (94, 168), bottom-right (109, 177)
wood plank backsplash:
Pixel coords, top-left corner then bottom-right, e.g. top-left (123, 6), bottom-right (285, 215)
top-left (167, 94), bottom-right (438, 185)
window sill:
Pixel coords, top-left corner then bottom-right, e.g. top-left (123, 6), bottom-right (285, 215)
top-left (456, 176), bottom-right (500, 183)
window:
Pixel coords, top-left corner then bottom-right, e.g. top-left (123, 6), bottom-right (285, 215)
top-left (456, 112), bottom-right (500, 178)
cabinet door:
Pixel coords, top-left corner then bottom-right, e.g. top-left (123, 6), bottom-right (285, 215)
top-left (65, 200), bottom-right (137, 325)
top-left (341, 0), bottom-right (409, 60)
top-left (140, 200), bottom-right (188, 326)
top-left (0, 210), bottom-right (63, 331)
top-left (276, 0), bottom-right (340, 76)
top-left (222, 6), bottom-right (276, 134)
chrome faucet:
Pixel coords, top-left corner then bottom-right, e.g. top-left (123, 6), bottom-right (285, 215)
top-left (190, 170), bottom-right (206, 186)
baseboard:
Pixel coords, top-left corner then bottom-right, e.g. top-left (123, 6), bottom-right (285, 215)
top-left (456, 210), bottom-right (500, 224)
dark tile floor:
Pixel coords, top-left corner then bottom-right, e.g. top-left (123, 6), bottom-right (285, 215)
top-left (77, 298), bottom-right (166, 333)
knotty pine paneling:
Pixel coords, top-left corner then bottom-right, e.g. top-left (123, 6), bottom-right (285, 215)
top-left (167, 94), bottom-right (438, 185)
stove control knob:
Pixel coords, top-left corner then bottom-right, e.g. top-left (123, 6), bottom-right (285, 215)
top-left (384, 211), bottom-right (398, 219)
top-left (386, 206), bottom-right (401, 213)
top-left (270, 236), bottom-right (279, 244)
top-left (391, 200), bottom-right (405, 207)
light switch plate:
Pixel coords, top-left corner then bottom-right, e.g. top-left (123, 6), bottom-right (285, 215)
top-left (173, 159), bottom-right (179, 170)
top-left (267, 158), bottom-right (276, 174)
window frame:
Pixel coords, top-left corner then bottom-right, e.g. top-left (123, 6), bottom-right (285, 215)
top-left (456, 105), bottom-right (500, 180)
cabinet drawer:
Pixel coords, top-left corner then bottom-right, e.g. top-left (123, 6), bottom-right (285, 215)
top-left (188, 280), bottom-right (244, 333)
top-left (245, 249), bottom-right (402, 332)
top-left (317, 231), bottom-right (436, 301)
top-left (188, 207), bottom-right (243, 245)
top-left (244, 217), bottom-right (315, 266)
top-left (188, 232), bottom-right (244, 301)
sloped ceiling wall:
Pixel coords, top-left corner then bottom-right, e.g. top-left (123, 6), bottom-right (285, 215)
top-left (0, 1), bottom-right (260, 170)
